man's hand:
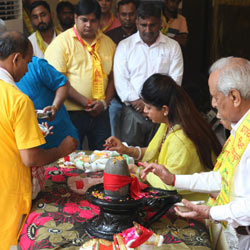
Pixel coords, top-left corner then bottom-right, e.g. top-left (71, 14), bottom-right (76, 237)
top-left (85, 100), bottom-right (104, 117)
top-left (43, 105), bottom-right (58, 121)
top-left (41, 122), bottom-right (54, 136)
top-left (58, 136), bottom-right (78, 157)
top-left (130, 99), bottom-right (145, 113)
top-left (141, 162), bottom-right (175, 185)
top-left (20, 136), bottom-right (78, 167)
top-left (175, 199), bottom-right (211, 220)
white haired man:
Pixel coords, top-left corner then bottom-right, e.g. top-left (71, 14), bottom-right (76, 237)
top-left (141, 57), bottom-right (250, 250)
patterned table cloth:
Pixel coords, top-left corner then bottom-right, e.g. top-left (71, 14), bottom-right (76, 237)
top-left (18, 162), bottom-right (212, 250)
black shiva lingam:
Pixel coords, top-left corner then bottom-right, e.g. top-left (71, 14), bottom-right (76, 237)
top-left (84, 157), bottom-right (181, 241)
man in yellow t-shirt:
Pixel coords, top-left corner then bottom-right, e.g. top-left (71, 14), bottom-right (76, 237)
top-left (45, 0), bottom-right (116, 151)
top-left (0, 31), bottom-right (77, 250)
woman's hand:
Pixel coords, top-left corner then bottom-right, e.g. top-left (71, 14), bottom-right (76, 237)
top-left (128, 164), bottom-right (138, 174)
top-left (104, 136), bottom-right (127, 154)
top-left (140, 162), bottom-right (175, 185)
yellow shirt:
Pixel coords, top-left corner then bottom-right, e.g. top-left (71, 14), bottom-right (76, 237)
top-left (44, 28), bottom-right (116, 111)
top-left (0, 81), bottom-right (45, 248)
top-left (142, 123), bottom-right (211, 201)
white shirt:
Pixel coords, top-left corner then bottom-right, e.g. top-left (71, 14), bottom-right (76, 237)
top-left (0, 67), bottom-right (17, 88)
top-left (29, 31), bottom-right (56, 59)
top-left (175, 109), bottom-right (250, 228)
top-left (113, 31), bottom-right (183, 103)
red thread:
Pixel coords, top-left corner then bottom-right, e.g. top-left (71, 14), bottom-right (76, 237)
top-left (171, 174), bottom-right (176, 186)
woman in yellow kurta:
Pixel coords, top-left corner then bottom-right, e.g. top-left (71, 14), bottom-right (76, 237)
top-left (105, 73), bottom-right (221, 201)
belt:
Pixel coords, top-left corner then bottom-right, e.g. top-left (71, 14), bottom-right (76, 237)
top-left (235, 226), bottom-right (250, 235)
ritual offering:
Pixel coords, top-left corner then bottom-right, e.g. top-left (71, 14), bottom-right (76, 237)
top-left (175, 200), bottom-right (205, 212)
top-left (38, 123), bottom-right (49, 137)
top-left (84, 156), bottom-right (181, 241)
top-left (113, 221), bottom-right (164, 249)
top-left (67, 176), bottom-right (103, 195)
top-left (56, 150), bottom-right (134, 172)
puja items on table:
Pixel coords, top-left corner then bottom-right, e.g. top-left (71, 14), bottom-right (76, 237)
top-left (57, 150), bottom-right (134, 172)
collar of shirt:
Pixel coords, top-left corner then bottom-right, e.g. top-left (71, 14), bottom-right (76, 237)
top-left (40, 30), bottom-right (57, 46)
top-left (71, 25), bottom-right (103, 46)
top-left (0, 67), bottom-right (18, 89)
top-left (134, 31), bottom-right (166, 47)
top-left (231, 108), bottom-right (250, 137)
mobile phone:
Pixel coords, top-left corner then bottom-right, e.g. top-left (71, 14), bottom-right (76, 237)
top-left (36, 110), bottom-right (52, 119)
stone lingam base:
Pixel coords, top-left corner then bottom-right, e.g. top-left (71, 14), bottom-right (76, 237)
top-left (83, 157), bottom-right (181, 241)
top-left (84, 183), bottom-right (144, 240)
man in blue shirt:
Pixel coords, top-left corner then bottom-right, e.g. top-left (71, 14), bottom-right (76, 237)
top-left (17, 56), bottom-right (80, 149)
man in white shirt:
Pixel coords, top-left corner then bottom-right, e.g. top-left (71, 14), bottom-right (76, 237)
top-left (113, 3), bottom-right (183, 147)
top-left (141, 57), bottom-right (250, 250)
top-left (28, 1), bottom-right (59, 58)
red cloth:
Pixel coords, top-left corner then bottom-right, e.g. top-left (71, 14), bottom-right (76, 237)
top-left (31, 166), bottom-right (45, 199)
top-left (103, 172), bottom-right (148, 200)
top-left (31, 166), bottom-right (45, 190)
top-left (117, 223), bottom-right (153, 248)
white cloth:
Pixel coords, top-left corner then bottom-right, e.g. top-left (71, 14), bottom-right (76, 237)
top-left (175, 109), bottom-right (250, 228)
top-left (28, 31), bottom-right (56, 58)
top-left (238, 233), bottom-right (250, 250)
top-left (113, 31), bottom-right (183, 103)
top-left (0, 67), bottom-right (17, 88)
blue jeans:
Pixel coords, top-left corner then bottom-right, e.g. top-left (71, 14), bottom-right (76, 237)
top-left (69, 110), bottom-right (111, 150)
top-left (109, 97), bottom-right (123, 138)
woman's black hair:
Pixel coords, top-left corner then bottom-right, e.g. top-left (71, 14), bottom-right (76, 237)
top-left (141, 73), bottom-right (222, 170)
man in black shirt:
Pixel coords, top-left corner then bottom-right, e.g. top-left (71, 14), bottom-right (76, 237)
top-left (106, 0), bottom-right (137, 45)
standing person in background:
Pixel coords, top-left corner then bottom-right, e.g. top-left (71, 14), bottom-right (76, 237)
top-left (106, 0), bottom-right (137, 138)
top-left (0, 31), bottom-right (77, 249)
top-left (161, 0), bottom-right (188, 47)
top-left (97, 0), bottom-right (121, 33)
top-left (22, 0), bottom-right (37, 36)
top-left (106, 0), bottom-right (137, 45)
top-left (17, 56), bottom-right (80, 150)
top-left (113, 3), bottom-right (183, 147)
top-left (29, 1), bottom-right (61, 58)
top-left (45, 0), bottom-right (116, 150)
top-left (17, 56), bottom-right (80, 199)
top-left (56, 1), bottom-right (75, 31)
top-left (141, 57), bottom-right (250, 250)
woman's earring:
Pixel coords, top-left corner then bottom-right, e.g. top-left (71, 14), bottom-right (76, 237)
top-left (164, 113), bottom-right (167, 117)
